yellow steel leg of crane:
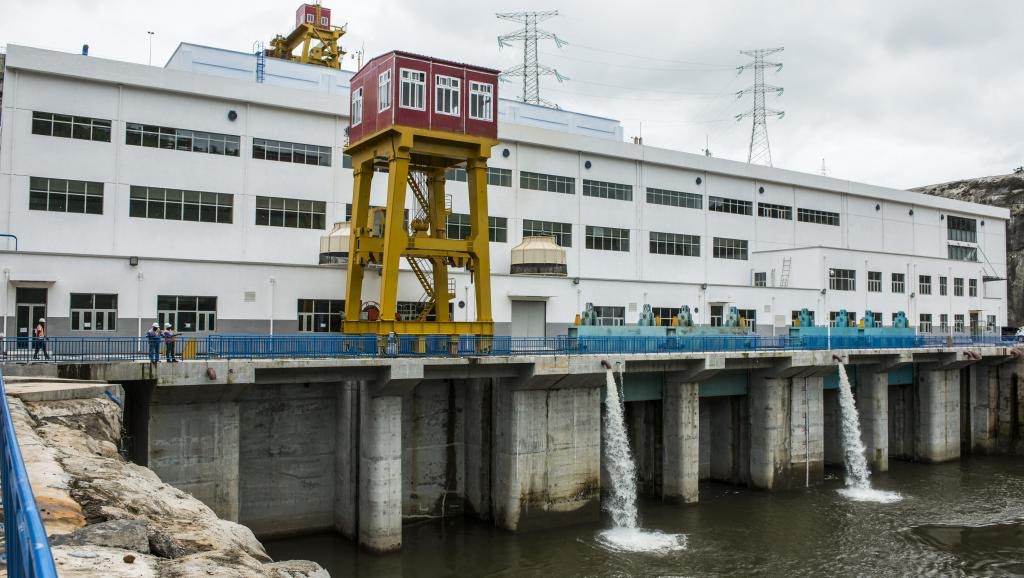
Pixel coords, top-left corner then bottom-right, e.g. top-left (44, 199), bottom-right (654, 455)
top-left (344, 158), bottom-right (374, 324)
top-left (428, 168), bottom-right (450, 322)
top-left (467, 157), bottom-right (492, 324)
top-left (378, 152), bottom-right (411, 322)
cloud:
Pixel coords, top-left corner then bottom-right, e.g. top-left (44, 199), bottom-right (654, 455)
top-left (2, 0), bottom-right (1021, 189)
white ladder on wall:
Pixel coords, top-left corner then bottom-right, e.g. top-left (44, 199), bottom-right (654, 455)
top-left (779, 257), bottom-right (792, 287)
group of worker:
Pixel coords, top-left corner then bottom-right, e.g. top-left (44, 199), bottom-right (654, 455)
top-left (146, 323), bottom-right (180, 363)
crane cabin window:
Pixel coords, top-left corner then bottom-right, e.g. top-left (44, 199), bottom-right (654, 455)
top-left (351, 88), bottom-right (363, 126)
top-left (435, 75), bottom-right (460, 116)
top-left (378, 70), bottom-right (392, 112)
top-left (400, 69), bottom-right (426, 110)
top-left (469, 81), bottom-right (493, 121)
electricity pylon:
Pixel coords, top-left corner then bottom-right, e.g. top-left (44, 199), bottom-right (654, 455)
top-left (497, 11), bottom-right (568, 108)
top-left (736, 47), bottom-right (784, 166)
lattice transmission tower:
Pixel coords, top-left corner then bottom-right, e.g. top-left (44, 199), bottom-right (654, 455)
top-left (496, 11), bottom-right (567, 108)
top-left (735, 47), bottom-right (784, 166)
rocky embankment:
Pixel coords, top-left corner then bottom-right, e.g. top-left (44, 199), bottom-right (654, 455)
top-left (3, 378), bottom-right (327, 577)
top-left (914, 173), bottom-right (1024, 327)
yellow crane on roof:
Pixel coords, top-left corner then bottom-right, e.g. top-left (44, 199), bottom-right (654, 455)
top-left (266, 3), bottom-right (347, 69)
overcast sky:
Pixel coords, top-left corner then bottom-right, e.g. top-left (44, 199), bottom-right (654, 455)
top-left (3, 0), bottom-right (1022, 189)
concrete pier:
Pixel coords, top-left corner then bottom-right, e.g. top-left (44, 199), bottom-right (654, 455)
top-left (662, 377), bottom-right (699, 503)
top-left (915, 367), bottom-right (961, 463)
top-left (858, 366), bottom-right (890, 471)
top-left (359, 389), bottom-right (403, 552)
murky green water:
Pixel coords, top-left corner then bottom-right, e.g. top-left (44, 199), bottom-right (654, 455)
top-left (265, 458), bottom-right (1024, 577)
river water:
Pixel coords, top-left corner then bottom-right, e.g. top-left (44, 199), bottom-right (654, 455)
top-left (265, 458), bottom-right (1024, 577)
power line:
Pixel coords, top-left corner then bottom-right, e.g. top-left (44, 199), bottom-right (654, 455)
top-left (497, 11), bottom-right (567, 108)
top-left (539, 50), bottom-right (735, 73)
top-left (735, 47), bottom-right (784, 166)
top-left (566, 41), bottom-right (734, 68)
top-left (566, 77), bottom-right (731, 96)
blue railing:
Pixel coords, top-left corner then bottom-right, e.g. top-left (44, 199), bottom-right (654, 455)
top-left (0, 333), bottom-right (1016, 363)
top-left (0, 369), bottom-right (59, 577)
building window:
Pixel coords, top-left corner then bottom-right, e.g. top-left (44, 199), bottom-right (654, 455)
top-left (594, 306), bottom-right (625, 326)
top-left (919, 275), bottom-right (932, 295)
top-left (954, 314), bottom-right (965, 333)
top-left (754, 272), bottom-right (767, 287)
top-left (829, 311), bottom-right (858, 328)
top-left (651, 307), bottom-right (679, 326)
top-left (969, 278), bottom-right (977, 297)
top-left (351, 87), bottom-right (363, 126)
top-left (435, 75), bottom-right (460, 116)
top-left (320, 15), bottom-right (328, 26)
top-left (130, 186), bottom-right (233, 224)
top-left (446, 213), bottom-right (471, 240)
top-left (32, 111), bottom-right (111, 142)
top-left (868, 271), bottom-right (882, 292)
top-left (939, 314), bottom-right (949, 332)
top-left (797, 208), bottom-right (840, 226)
top-left (298, 299), bottom-right (344, 332)
top-left (586, 226), bottom-right (630, 252)
top-left (469, 81), bottom-right (493, 121)
top-left (488, 167), bottom-right (512, 187)
top-left (256, 196), bottom-right (326, 229)
top-left (157, 295), bottom-right (216, 332)
top-left (400, 69), bottom-right (426, 110)
top-left (646, 187), bottom-right (701, 209)
top-left (712, 237), bottom-right (748, 260)
top-left (489, 216), bottom-right (507, 243)
top-left (583, 179), bottom-right (633, 201)
top-left (737, 308), bottom-right (757, 331)
top-left (306, 13), bottom-right (314, 23)
top-left (378, 70), bottom-right (392, 112)
top-left (708, 196), bottom-right (752, 216)
top-left (829, 269), bottom-right (856, 291)
top-left (520, 171), bottom-right (574, 194)
top-left (791, 310), bottom-right (816, 326)
top-left (649, 231), bottom-right (700, 257)
top-left (891, 273), bottom-right (905, 293)
top-left (954, 277), bottom-right (964, 297)
top-left (939, 276), bottom-right (948, 296)
top-left (70, 293), bottom-right (117, 331)
top-left (446, 167), bottom-right (468, 182)
top-left (919, 313), bottom-right (933, 333)
top-left (948, 245), bottom-right (977, 262)
top-left (125, 123), bottom-right (240, 156)
top-left (29, 177), bottom-right (103, 215)
top-left (987, 315), bottom-right (997, 331)
top-left (868, 313), bottom-right (883, 328)
top-left (947, 216), bottom-right (977, 243)
top-left (523, 219), bottom-right (572, 247)
top-left (252, 138), bottom-right (331, 166)
top-left (757, 202), bottom-right (792, 220)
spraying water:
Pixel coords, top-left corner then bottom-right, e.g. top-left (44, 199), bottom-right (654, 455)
top-left (835, 363), bottom-right (902, 503)
top-left (596, 368), bottom-right (687, 554)
top-left (601, 367), bottom-right (639, 528)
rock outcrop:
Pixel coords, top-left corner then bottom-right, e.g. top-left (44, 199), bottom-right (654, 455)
top-left (914, 173), bottom-right (1024, 327)
top-left (4, 381), bottom-right (328, 577)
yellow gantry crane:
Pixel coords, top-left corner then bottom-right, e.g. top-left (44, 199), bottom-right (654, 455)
top-left (266, 3), bottom-right (346, 70)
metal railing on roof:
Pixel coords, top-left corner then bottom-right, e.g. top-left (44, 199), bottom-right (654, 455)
top-left (0, 333), bottom-right (1015, 364)
top-left (0, 369), bottom-right (59, 577)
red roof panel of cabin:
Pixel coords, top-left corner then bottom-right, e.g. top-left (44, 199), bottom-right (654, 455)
top-left (347, 51), bottom-right (499, 146)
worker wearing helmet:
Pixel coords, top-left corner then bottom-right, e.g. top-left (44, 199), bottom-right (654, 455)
top-left (162, 322), bottom-right (179, 362)
top-left (146, 323), bottom-right (162, 364)
top-left (32, 318), bottom-right (49, 361)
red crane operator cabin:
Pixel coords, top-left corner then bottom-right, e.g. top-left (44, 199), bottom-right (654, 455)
top-left (347, 51), bottom-right (500, 146)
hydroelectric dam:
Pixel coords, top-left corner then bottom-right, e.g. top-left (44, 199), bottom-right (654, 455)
top-left (8, 341), bottom-right (1023, 556)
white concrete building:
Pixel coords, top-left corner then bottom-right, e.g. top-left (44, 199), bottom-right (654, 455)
top-left (0, 43), bottom-right (1010, 340)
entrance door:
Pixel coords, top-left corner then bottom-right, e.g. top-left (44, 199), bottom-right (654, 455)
top-left (510, 301), bottom-right (546, 337)
top-left (15, 288), bottom-right (47, 349)
top-left (969, 311), bottom-right (980, 335)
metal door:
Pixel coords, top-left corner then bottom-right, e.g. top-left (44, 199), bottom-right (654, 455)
top-left (510, 301), bottom-right (546, 337)
top-left (15, 288), bottom-right (47, 349)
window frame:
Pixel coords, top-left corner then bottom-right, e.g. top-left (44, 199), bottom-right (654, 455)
top-left (585, 225), bottom-right (630, 252)
top-left (712, 237), bottom-right (749, 260)
top-left (32, 111), bottom-right (112, 143)
top-left (708, 196), bottom-right (753, 216)
top-left (891, 272), bottom-right (906, 294)
top-left (130, 185), bottom-right (233, 224)
top-left (757, 202), bottom-right (792, 220)
top-left (520, 171), bottom-right (575, 194)
top-left (351, 87), bottom-right (363, 126)
top-left (157, 295), bottom-right (217, 333)
top-left (646, 187), bottom-right (702, 209)
top-left (29, 176), bottom-right (104, 215)
top-left (434, 74), bottom-right (461, 117)
top-left (378, 70), bottom-right (392, 112)
top-left (298, 298), bottom-right (344, 332)
top-left (400, 69), bottom-right (427, 111)
top-left (919, 275), bottom-right (932, 295)
top-left (69, 293), bottom-right (118, 332)
top-left (583, 179), bottom-right (633, 201)
top-left (255, 195), bottom-right (327, 230)
top-left (797, 207), bottom-right (841, 226)
top-left (593, 305), bottom-right (625, 327)
top-left (523, 219), bottom-right (572, 247)
top-left (829, 268), bottom-right (856, 292)
top-left (867, 271), bottom-right (882, 293)
top-left (649, 231), bottom-right (700, 257)
top-left (468, 81), bottom-right (493, 121)
top-left (954, 277), bottom-right (964, 297)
